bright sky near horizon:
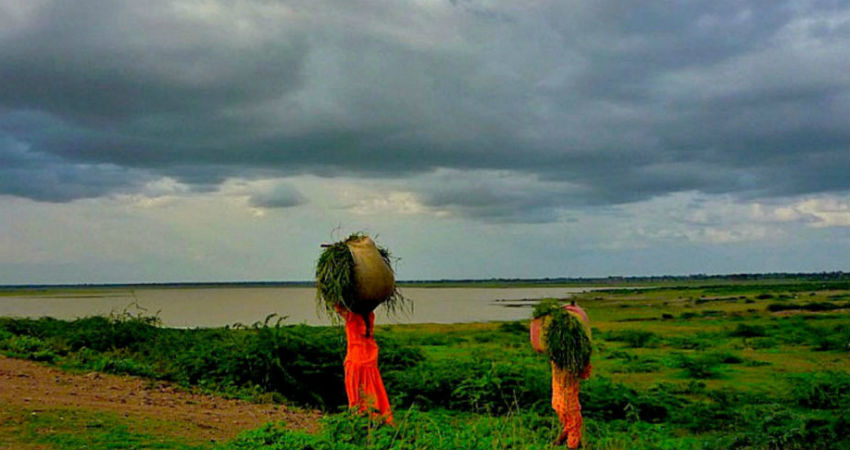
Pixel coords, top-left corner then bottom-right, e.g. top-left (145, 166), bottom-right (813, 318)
top-left (1, 0), bottom-right (848, 284)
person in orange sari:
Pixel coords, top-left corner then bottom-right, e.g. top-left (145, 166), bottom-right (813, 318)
top-left (532, 301), bottom-right (592, 448)
top-left (339, 307), bottom-right (393, 424)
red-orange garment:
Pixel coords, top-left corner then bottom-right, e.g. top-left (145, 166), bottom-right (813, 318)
top-left (552, 362), bottom-right (592, 448)
top-left (342, 311), bottom-right (393, 423)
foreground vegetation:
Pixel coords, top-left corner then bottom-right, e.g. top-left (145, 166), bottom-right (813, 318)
top-left (0, 405), bottom-right (212, 450)
top-left (1, 278), bottom-right (848, 449)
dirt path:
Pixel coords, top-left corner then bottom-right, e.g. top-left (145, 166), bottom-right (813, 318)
top-left (0, 356), bottom-right (321, 444)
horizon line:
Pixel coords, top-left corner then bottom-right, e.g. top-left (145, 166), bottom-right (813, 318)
top-left (1, 271), bottom-right (848, 289)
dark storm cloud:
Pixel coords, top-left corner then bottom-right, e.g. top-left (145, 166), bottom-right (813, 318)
top-left (0, 1), bottom-right (307, 122)
top-left (0, 134), bottom-right (149, 202)
top-left (0, 0), bottom-right (847, 220)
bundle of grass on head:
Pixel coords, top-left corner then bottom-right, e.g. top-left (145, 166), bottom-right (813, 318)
top-left (316, 233), bottom-right (407, 322)
top-left (533, 299), bottom-right (592, 374)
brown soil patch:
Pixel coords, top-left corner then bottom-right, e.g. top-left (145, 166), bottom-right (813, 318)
top-left (0, 356), bottom-right (320, 444)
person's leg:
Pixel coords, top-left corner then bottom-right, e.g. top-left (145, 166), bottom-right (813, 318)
top-left (564, 382), bottom-right (582, 449)
top-left (551, 364), bottom-right (571, 445)
top-left (565, 410), bottom-right (582, 448)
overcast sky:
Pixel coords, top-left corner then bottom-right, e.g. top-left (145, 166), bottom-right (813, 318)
top-left (1, 0), bottom-right (848, 284)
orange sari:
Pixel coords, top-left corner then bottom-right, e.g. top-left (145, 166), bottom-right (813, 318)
top-left (342, 311), bottom-right (393, 423)
top-left (552, 362), bottom-right (592, 448)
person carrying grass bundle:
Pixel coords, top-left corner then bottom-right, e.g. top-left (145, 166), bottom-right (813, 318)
top-left (316, 234), bottom-right (407, 424)
top-left (531, 299), bottom-right (592, 449)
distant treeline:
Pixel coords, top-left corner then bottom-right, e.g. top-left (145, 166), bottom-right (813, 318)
top-left (1, 271), bottom-right (847, 290)
top-left (402, 271), bottom-right (850, 286)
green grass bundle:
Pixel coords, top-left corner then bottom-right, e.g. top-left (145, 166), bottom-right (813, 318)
top-left (533, 299), bottom-right (592, 374)
top-left (315, 233), bottom-right (407, 318)
top-left (532, 298), bottom-right (562, 319)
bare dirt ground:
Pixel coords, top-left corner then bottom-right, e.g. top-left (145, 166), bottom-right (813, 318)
top-left (0, 356), bottom-right (320, 444)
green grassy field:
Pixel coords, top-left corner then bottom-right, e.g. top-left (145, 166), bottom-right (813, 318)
top-left (0, 405), bottom-right (212, 450)
top-left (1, 278), bottom-right (848, 449)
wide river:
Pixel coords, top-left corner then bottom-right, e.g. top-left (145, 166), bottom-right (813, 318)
top-left (0, 286), bottom-right (598, 327)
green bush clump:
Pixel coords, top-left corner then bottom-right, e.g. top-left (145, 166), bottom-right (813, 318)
top-left (771, 317), bottom-right (829, 347)
top-left (64, 315), bottom-right (162, 353)
top-left (0, 316), bottom-right (55, 337)
top-left (220, 322), bottom-right (347, 406)
top-left (498, 321), bottom-right (528, 334)
top-left (579, 377), bottom-right (637, 421)
top-left (744, 337), bottom-right (778, 349)
top-left (709, 352), bottom-right (743, 364)
top-left (787, 372), bottom-right (850, 410)
top-left (729, 323), bottom-right (767, 337)
top-left (610, 353), bottom-right (661, 374)
top-left (0, 328), bottom-right (12, 342)
top-left (0, 335), bottom-right (57, 362)
top-left (809, 323), bottom-right (849, 352)
top-left (767, 301), bottom-right (850, 312)
top-left (673, 401), bottom-right (737, 433)
top-left (385, 355), bottom-right (550, 414)
top-left (0, 313), bottom-right (161, 355)
top-left (605, 350), bottom-right (632, 360)
top-left (729, 404), bottom-right (850, 450)
top-left (581, 377), bottom-right (685, 423)
top-left (603, 329), bottom-right (657, 348)
top-left (666, 335), bottom-right (712, 350)
top-left (670, 354), bottom-right (723, 379)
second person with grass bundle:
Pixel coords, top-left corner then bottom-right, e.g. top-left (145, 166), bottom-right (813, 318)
top-left (531, 299), bottom-right (593, 448)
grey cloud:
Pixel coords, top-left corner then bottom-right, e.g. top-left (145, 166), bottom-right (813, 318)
top-left (0, 0), bottom-right (847, 219)
top-left (248, 183), bottom-right (306, 208)
top-left (412, 170), bottom-right (580, 223)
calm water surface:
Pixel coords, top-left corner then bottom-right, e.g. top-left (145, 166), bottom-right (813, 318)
top-left (0, 286), bottom-right (598, 327)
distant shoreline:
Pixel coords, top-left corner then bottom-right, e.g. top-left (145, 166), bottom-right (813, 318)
top-left (1, 271), bottom-right (847, 290)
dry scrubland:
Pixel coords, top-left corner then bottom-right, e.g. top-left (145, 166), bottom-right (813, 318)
top-left (1, 278), bottom-right (848, 449)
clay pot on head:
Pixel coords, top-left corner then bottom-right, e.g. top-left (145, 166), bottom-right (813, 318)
top-left (346, 236), bottom-right (395, 314)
